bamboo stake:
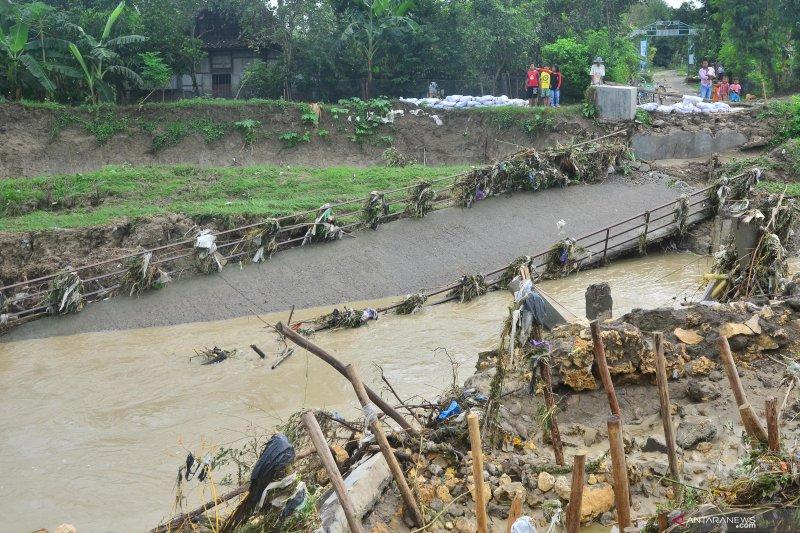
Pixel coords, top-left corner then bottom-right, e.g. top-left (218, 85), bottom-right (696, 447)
top-left (607, 415), bottom-right (631, 531)
top-left (591, 320), bottom-right (621, 417)
top-left (301, 411), bottom-right (364, 533)
top-left (717, 336), bottom-right (768, 443)
top-left (344, 364), bottom-right (423, 527)
top-left (565, 453), bottom-right (586, 533)
top-left (467, 412), bottom-right (489, 533)
top-left (275, 322), bottom-right (418, 435)
top-left (766, 397), bottom-right (780, 452)
top-left (505, 493), bottom-right (523, 533)
top-left (539, 360), bottom-right (565, 466)
top-left (653, 332), bottom-right (680, 481)
top-left (657, 511), bottom-right (668, 532)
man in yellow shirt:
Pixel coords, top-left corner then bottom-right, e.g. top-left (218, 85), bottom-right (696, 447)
top-left (539, 66), bottom-right (552, 107)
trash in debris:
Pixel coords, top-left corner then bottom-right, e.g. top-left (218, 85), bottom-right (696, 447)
top-left (302, 203), bottom-right (344, 245)
top-left (362, 191), bottom-right (390, 230)
top-left (449, 273), bottom-right (488, 303)
top-left (543, 238), bottom-right (582, 279)
top-left (191, 346), bottom-right (234, 365)
top-left (437, 399), bottom-right (462, 420)
top-left (405, 181), bottom-right (436, 218)
top-left (121, 251), bottom-right (170, 296)
top-left (237, 218), bottom-right (281, 263)
top-left (222, 433), bottom-right (296, 531)
top-left (47, 271), bottom-right (84, 315)
top-left (194, 229), bottom-right (227, 274)
top-left (498, 256), bottom-right (535, 289)
top-left (673, 194), bottom-right (690, 236)
top-left (396, 292), bottom-right (428, 314)
top-left (316, 307), bottom-right (378, 329)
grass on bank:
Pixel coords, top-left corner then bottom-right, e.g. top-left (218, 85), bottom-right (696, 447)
top-left (0, 164), bottom-right (470, 232)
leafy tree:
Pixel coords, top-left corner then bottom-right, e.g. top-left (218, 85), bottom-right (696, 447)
top-left (139, 50), bottom-right (171, 102)
top-left (542, 37), bottom-right (589, 100)
top-left (341, 0), bottom-right (419, 98)
top-left (67, 0), bottom-right (145, 103)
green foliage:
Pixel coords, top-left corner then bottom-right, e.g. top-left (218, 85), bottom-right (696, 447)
top-left (279, 131), bottom-right (311, 148)
top-left (152, 122), bottom-right (189, 152)
top-left (337, 97), bottom-right (391, 143)
top-left (299, 104), bottom-right (319, 126)
top-left (316, 128), bottom-right (330, 139)
top-left (235, 119), bottom-right (262, 145)
top-left (189, 118), bottom-right (229, 144)
top-left (635, 108), bottom-right (652, 126)
top-left (138, 51), bottom-right (171, 89)
top-left (542, 37), bottom-right (589, 101)
top-left (237, 59), bottom-right (283, 100)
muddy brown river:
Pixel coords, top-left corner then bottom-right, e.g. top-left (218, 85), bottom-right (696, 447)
top-left (0, 253), bottom-right (713, 531)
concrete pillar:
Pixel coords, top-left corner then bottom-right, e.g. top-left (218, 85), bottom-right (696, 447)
top-left (595, 85), bottom-right (637, 121)
top-left (586, 283), bottom-right (613, 321)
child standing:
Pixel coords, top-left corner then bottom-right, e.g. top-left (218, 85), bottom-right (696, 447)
top-left (717, 76), bottom-right (730, 101)
top-left (729, 78), bottom-right (741, 102)
top-left (551, 66), bottom-right (562, 107)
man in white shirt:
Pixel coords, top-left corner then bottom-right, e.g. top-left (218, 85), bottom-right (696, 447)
top-left (590, 57), bottom-right (605, 85)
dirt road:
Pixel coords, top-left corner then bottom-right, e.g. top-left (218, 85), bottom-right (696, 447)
top-left (652, 68), bottom-right (698, 97)
top-left (7, 177), bottom-right (683, 340)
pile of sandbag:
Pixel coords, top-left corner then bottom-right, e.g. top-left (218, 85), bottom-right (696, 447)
top-left (399, 94), bottom-right (529, 110)
top-left (638, 94), bottom-right (735, 115)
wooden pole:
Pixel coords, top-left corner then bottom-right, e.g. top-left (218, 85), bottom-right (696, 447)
top-left (539, 360), bottom-right (565, 466)
top-left (591, 321), bottom-right (621, 417)
top-left (766, 397), bottom-right (780, 452)
top-left (657, 511), bottom-right (668, 532)
top-left (344, 364), bottom-right (423, 527)
top-left (717, 336), bottom-right (768, 443)
top-left (565, 453), bottom-right (586, 533)
top-left (301, 411), bottom-right (364, 533)
top-left (505, 493), bottom-right (523, 533)
top-left (275, 322), bottom-right (418, 435)
top-left (607, 415), bottom-right (631, 531)
top-left (653, 332), bottom-right (680, 481)
top-left (467, 412), bottom-right (489, 533)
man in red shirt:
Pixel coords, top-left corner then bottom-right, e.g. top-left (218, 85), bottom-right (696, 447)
top-left (526, 64), bottom-right (539, 107)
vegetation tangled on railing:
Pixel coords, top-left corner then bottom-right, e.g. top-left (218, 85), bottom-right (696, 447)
top-left (497, 256), bottom-right (535, 289)
top-left (396, 292), bottom-right (428, 315)
top-left (362, 191), bottom-right (390, 229)
top-left (47, 271), bottom-right (84, 316)
top-left (122, 252), bottom-right (169, 296)
top-left (405, 181), bottom-right (436, 218)
top-left (543, 239), bottom-right (583, 279)
top-left (448, 274), bottom-right (488, 303)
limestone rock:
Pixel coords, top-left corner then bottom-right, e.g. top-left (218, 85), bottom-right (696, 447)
top-left (580, 483), bottom-right (615, 522)
top-left (55, 526), bottom-right (77, 533)
top-left (674, 327), bottom-right (703, 345)
top-left (554, 475), bottom-right (571, 500)
top-left (688, 356), bottom-right (714, 376)
top-left (494, 480), bottom-right (526, 503)
top-left (538, 471), bottom-right (555, 492)
top-left (686, 379), bottom-right (720, 402)
top-left (331, 444), bottom-right (349, 465)
top-left (677, 419), bottom-right (717, 450)
top-left (643, 435), bottom-right (667, 453)
top-left (719, 322), bottom-right (755, 338)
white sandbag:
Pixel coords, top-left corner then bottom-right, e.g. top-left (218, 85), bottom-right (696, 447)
top-left (683, 95), bottom-right (703, 104)
top-left (445, 94), bottom-right (461, 102)
top-left (638, 102), bottom-right (659, 112)
top-left (656, 104), bottom-right (674, 114)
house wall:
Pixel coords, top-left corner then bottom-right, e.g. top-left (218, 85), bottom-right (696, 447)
top-left (171, 49), bottom-right (260, 98)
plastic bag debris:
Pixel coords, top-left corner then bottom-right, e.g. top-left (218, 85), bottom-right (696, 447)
top-left (511, 516), bottom-right (537, 533)
top-left (437, 400), bottom-right (462, 421)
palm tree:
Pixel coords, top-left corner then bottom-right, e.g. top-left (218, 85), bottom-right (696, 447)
top-left (68, 1), bottom-right (145, 103)
top-left (342, 0), bottom-right (418, 99)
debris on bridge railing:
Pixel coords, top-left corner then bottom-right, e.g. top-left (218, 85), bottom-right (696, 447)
top-left (405, 180), bottom-right (436, 218)
top-left (673, 194), bottom-right (690, 236)
top-left (543, 238), bottom-right (583, 280)
top-left (194, 229), bottom-right (227, 274)
top-left (47, 271), bottom-right (84, 315)
top-left (121, 251), bottom-right (170, 296)
top-left (449, 273), bottom-right (488, 303)
top-left (235, 218), bottom-right (281, 263)
top-left (362, 191), bottom-right (390, 230)
top-left (395, 292), bottom-right (428, 315)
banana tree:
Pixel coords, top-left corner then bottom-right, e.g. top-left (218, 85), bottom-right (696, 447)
top-left (68, 1), bottom-right (145, 103)
top-left (0, 21), bottom-right (54, 99)
top-left (342, 0), bottom-right (419, 99)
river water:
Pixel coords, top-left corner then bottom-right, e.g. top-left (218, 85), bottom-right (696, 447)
top-left (0, 253), bottom-right (711, 531)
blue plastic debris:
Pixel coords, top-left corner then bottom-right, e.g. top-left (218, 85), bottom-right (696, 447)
top-left (437, 400), bottom-right (462, 421)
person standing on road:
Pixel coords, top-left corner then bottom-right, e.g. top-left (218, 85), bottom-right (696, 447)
top-left (526, 63), bottom-right (540, 107)
top-left (590, 57), bottom-right (605, 85)
top-left (551, 65), bottom-right (562, 107)
top-left (699, 60), bottom-right (713, 100)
